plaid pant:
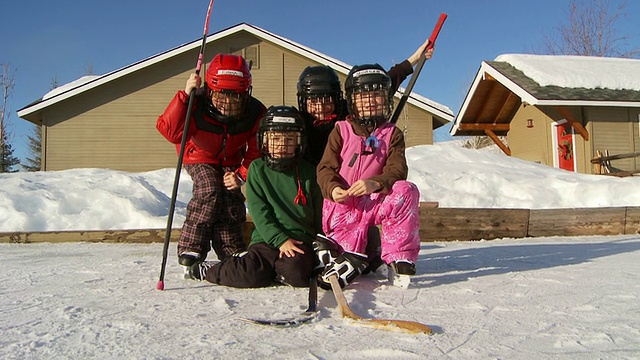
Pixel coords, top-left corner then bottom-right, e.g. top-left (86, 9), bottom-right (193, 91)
top-left (177, 163), bottom-right (247, 261)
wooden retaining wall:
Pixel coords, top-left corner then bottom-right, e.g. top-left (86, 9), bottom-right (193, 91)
top-left (2, 203), bottom-right (639, 244)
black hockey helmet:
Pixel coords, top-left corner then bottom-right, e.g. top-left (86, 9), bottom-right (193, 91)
top-left (344, 64), bottom-right (394, 128)
top-left (296, 66), bottom-right (343, 122)
top-left (258, 106), bottom-right (307, 171)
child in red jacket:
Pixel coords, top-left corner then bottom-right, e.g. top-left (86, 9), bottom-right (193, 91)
top-left (156, 54), bottom-right (266, 268)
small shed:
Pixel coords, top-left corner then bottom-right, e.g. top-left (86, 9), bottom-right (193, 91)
top-left (450, 54), bottom-right (640, 175)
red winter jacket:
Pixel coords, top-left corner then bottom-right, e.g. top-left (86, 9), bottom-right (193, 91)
top-left (156, 90), bottom-right (266, 181)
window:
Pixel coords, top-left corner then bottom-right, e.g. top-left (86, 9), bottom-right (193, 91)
top-left (230, 45), bottom-right (259, 70)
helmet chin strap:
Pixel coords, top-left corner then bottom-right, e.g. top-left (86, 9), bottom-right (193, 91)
top-left (312, 114), bottom-right (337, 127)
top-left (358, 117), bottom-right (378, 128)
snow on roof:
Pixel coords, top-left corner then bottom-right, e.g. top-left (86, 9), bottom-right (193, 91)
top-left (43, 75), bottom-right (100, 100)
top-left (494, 54), bottom-right (640, 91)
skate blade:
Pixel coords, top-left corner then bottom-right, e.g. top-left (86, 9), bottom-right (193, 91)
top-left (182, 266), bottom-right (193, 280)
top-left (240, 311), bottom-right (319, 327)
top-left (371, 263), bottom-right (389, 278)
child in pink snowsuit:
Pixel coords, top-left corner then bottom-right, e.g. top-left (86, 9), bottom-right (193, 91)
top-left (316, 63), bottom-right (421, 288)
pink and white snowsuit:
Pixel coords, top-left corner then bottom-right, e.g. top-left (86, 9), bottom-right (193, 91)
top-left (320, 121), bottom-right (420, 264)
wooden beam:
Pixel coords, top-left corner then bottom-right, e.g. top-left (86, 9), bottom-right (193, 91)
top-left (458, 123), bottom-right (510, 131)
top-left (5, 205), bottom-right (640, 243)
top-left (420, 208), bottom-right (529, 241)
top-left (485, 129), bottom-right (511, 155)
top-left (529, 207), bottom-right (625, 237)
top-left (590, 151), bottom-right (640, 163)
top-left (493, 92), bottom-right (513, 120)
top-left (555, 106), bottom-right (590, 141)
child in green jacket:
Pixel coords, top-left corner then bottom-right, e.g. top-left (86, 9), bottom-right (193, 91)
top-left (187, 106), bottom-right (323, 288)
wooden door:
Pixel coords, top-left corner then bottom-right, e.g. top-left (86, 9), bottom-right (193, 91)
top-left (556, 123), bottom-right (575, 171)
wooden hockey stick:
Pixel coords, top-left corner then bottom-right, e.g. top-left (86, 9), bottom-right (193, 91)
top-left (328, 274), bottom-right (433, 335)
top-left (157, 0), bottom-right (215, 291)
top-left (390, 13), bottom-right (447, 124)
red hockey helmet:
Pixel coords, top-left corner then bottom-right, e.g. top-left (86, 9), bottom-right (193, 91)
top-left (205, 53), bottom-right (252, 93)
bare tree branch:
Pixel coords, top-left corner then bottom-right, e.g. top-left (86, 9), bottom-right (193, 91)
top-left (542, 0), bottom-right (640, 58)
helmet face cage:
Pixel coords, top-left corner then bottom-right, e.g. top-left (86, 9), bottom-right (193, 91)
top-left (345, 65), bottom-right (394, 127)
top-left (303, 95), bottom-right (336, 123)
top-left (297, 66), bottom-right (342, 122)
top-left (258, 106), bottom-right (307, 171)
top-left (210, 90), bottom-right (247, 118)
top-left (205, 54), bottom-right (252, 123)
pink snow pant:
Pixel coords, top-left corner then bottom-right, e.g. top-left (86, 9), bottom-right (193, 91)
top-left (322, 180), bottom-right (421, 264)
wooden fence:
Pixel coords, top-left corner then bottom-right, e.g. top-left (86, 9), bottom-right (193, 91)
top-left (419, 206), bottom-right (640, 241)
top-left (2, 203), bottom-right (639, 244)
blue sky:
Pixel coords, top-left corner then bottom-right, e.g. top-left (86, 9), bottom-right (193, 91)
top-left (2, 0), bottom-right (639, 165)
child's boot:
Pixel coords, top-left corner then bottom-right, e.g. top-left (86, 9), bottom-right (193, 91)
top-left (319, 252), bottom-right (369, 289)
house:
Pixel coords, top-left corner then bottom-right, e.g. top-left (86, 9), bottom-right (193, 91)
top-left (16, 23), bottom-right (453, 172)
top-left (450, 54), bottom-right (640, 174)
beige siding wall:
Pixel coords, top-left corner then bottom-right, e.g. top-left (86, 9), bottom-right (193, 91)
top-left (251, 42), bottom-right (286, 106)
top-left (586, 107), bottom-right (636, 172)
top-left (393, 103), bottom-right (433, 148)
top-left (507, 105), bottom-right (639, 174)
top-left (508, 105), bottom-right (553, 165)
top-left (43, 51), bottom-right (197, 171)
top-left (37, 31), bottom-right (435, 172)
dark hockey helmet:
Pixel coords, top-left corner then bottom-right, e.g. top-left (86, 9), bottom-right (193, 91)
top-left (344, 63), bottom-right (394, 128)
top-left (296, 66), bottom-right (343, 122)
top-left (204, 53), bottom-right (252, 124)
top-left (258, 106), bottom-right (307, 171)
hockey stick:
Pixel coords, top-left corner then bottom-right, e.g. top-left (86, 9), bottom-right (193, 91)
top-left (240, 274), bottom-right (319, 326)
top-left (157, 0), bottom-right (215, 291)
top-left (328, 274), bottom-right (433, 335)
top-left (390, 13), bottom-right (447, 124)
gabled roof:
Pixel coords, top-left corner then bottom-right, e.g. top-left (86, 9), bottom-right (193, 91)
top-left (450, 54), bottom-right (640, 136)
top-left (18, 22), bottom-right (453, 124)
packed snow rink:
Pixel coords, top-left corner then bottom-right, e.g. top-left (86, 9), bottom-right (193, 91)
top-left (2, 236), bottom-right (640, 359)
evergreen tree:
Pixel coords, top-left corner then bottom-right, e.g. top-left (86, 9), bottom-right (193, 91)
top-left (1, 129), bottom-right (20, 172)
top-left (22, 124), bottom-right (42, 171)
top-left (1, 63), bottom-right (19, 173)
top-left (21, 76), bottom-right (58, 171)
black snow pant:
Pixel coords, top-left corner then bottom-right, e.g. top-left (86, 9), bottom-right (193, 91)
top-left (202, 243), bottom-right (315, 288)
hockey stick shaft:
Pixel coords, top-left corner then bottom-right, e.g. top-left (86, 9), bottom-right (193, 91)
top-left (157, 0), bottom-right (215, 290)
top-left (390, 13), bottom-right (447, 124)
top-left (328, 274), bottom-right (433, 334)
top-left (307, 272), bottom-right (318, 312)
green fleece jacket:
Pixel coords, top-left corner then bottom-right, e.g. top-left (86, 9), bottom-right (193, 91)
top-left (245, 158), bottom-right (323, 249)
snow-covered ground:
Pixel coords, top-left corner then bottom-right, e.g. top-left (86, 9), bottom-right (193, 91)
top-left (2, 236), bottom-right (639, 359)
top-left (1, 142), bottom-right (640, 359)
top-left (2, 142), bottom-right (640, 233)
